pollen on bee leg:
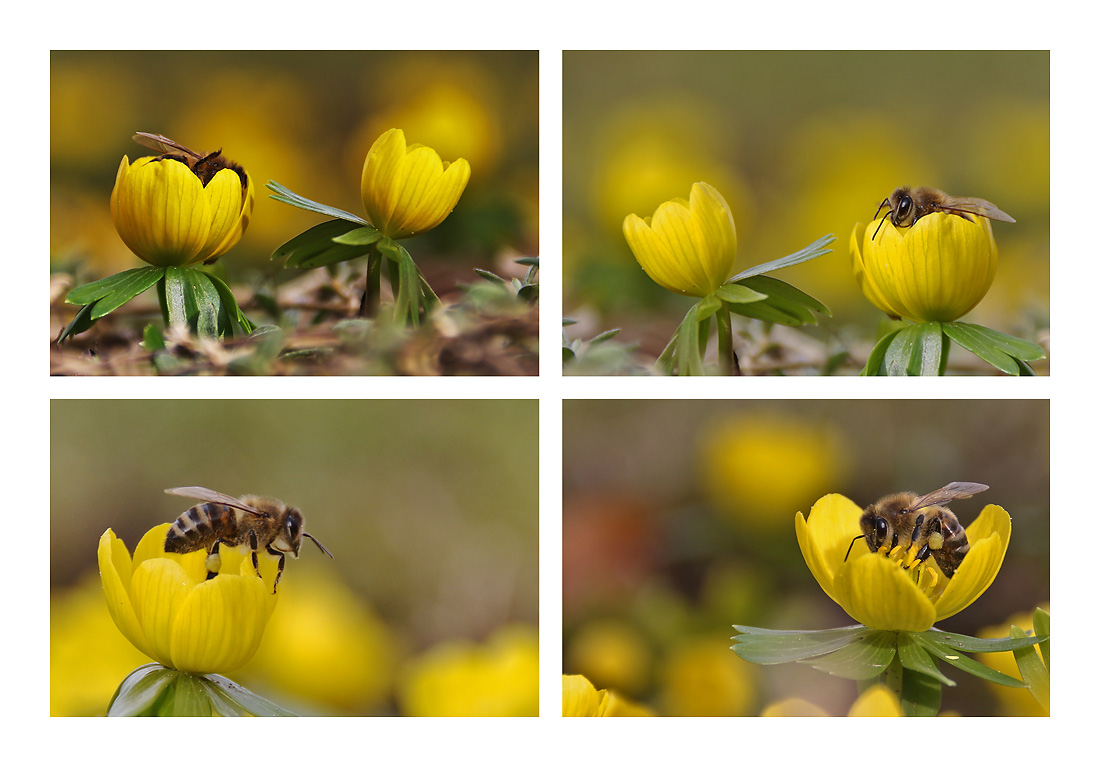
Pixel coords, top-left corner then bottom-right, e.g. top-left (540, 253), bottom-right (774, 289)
top-left (915, 561), bottom-right (939, 595)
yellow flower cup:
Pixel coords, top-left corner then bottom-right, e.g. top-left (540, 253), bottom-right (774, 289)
top-left (851, 212), bottom-right (998, 322)
top-left (110, 155), bottom-right (253, 267)
top-left (360, 128), bottom-right (471, 239)
top-left (98, 525), bottom-right (278, 674)
top-left (795, 494), bottom-right (1011, 632)
top-left (622, 181), bottom-right (738, 297)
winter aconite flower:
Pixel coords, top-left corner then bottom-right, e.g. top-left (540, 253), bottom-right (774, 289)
top-left (98, 525), bottom-right (277, 675)
top-left (851, 212), bottom-right (997, 323)
top-left (794, 494), bottom-right (1011, 632)
top-left (360, 128), bottom-right (471, 239)
top-left (623, 182), bottom-right (738, 297)
top-left (111, 155), bottom-right (253, 267)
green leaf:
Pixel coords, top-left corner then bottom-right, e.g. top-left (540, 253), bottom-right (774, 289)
top-left (730, 624), bottom-right (872, 664)
top-left (204, 271), bottom-right (256, 335)
top-left (377, 237), bottom-right (403, 263)
top-left (474, 268), bottom-right (508, 286)
top-left (674, 304), bottom-right (705, 376)
top-left (200, 674), bottom-right (297, 717)
top-left (914, 633), bottom-right (1028, 688)
top-left (56, 302), bottom-right (99, 343)
top-left (1034, 608), bottom-right (1050, 669)
top-left (65, 266), bottom-right (164, 307)
top-left (799, 630), bottom-right (896, 680)
top-left (943, 321), bottom-right (1046, 374)
top-left (266, 180), bottom-right (369, 225)
top-left (897, 632), bottom-right (956, 686)
top-left (695, 293), bottom-right (723, 322)
top-left (861, 329), bottom-right (902, 376)
top-left (922, 628), bottom-right (1043, 653)
top-left (1009, 625), bottom-right (1049, 713)
top-left (331, 226), bottom-right (384, 246)
top-left (180, 269), bottom-right (221, 337)
top-left (730, 233), bottom-right (836, 282)
top-left (107, 664), bottom-right (177, 716)
top-left (589, 328), bottom-right (622, 345)
top-left (884, 322), bottom-right (944, 376)
top-left (713, 283), bottom-right (767, 305)
top-left (273, 219), bottom-right (373, 269)
top-left (901, 662), bottom-right (942, 717)
top-left (726, 275), bottom-right (830, 326)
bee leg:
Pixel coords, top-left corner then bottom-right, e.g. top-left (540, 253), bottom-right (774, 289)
top-left (248, 529), bottom-right (261, 575)
top-left (266, 544), bottom-right (286, 594)
top-left (205, 539), bottom-right (228, 580)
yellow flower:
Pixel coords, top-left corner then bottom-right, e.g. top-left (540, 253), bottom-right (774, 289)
top-left (98, 525), bottom-right (277, 674)
top-left (847, 684), bottom-right (905, 716)
top-left (795, 494), bottom-right (1011, 632)
top-left (851, 212), bottom-right (998, 322)
top-left (699, 413), bottom-right (849, 534)
top-left (110, 155), bottom-right (253, 267)
top-left (622, 181), bottom-right (738, 297)
top-left (562, 674), bottom-right (654, 716)
top-left (398, 625), bottom-right (538, 716)
top-left (360, 127), bottom-right (471, 239)
top-left (660, 635), bottom-right (756, 716)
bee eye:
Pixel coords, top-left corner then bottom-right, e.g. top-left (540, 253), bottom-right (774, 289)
top-left (874, 517), bottom-right (888, 539)
top-left (287, 516), bottom-right (300, 538)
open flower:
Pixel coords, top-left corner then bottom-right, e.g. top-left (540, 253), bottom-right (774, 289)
top-left (851, 212), bottom-right (997, 322)
top-left (794, 494), bottom-right (1011, 632)
top-left (360, 128), bottom-right (471, 239)
top-left (98, 525), bottom-right (277, 675)
top-left (111, 155), bottom-right (253, 267)
top-left (622, 181), bottom-right (738, 297)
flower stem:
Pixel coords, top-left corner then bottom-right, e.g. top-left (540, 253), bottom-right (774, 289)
top-left (716, 303), bottom-right (741, 375)
top-left (359, 245), bottom-right (383, 317)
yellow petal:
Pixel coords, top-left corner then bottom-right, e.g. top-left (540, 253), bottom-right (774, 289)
top-left (98, 529), bottom-right (156, 660)
top-left (848, 684), bottom-right (905, 716)
top-left (562, 674), bottom-right (606, 716)
top-left (192, 167), bottom-right (245, 263)
top-left (169, 573), bottom-right (272, 673)
top-left (934, 505), bottom-right (1011, 620)
top-left (833, 554), bottom-right (936, 632)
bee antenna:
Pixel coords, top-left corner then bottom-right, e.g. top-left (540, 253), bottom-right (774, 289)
top-left (871, 214), bottom-right (888, 241)
top-left (304, 532), bottom-right (334, 558)
top-left (844, 535), bottom-right (862, 563)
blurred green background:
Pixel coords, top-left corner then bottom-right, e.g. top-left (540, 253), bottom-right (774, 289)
top-left (50, 50), bottom-right (538, 294)
top-left (562, 399), bottom-right (1049, 716)
top-left (51, 399), bottom-right (538, 716)
top-left (564, 51), bottom-right (1049, 365)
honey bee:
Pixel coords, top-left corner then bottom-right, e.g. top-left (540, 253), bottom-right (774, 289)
top-left (163, 486), bottom-right (332, 593)
top-left (872, 186), bottom-right (1015, 240)
top-left (132, 132), bottom-right (247, 189)
top-left (844, 481), bottom-right (989, 578)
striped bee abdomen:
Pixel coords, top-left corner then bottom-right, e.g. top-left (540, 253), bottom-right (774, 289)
top-left (164, 502), bottom-right (241, 553)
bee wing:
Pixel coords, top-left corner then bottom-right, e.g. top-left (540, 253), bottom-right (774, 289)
top-left (133, 132), bottom-right (202, 160)
top-left (907, 482), bottom-right (989, 511)
top-left (164, 486), bottom-right (266, 516)
top-left (936, 196), bottom-right (1016, 224)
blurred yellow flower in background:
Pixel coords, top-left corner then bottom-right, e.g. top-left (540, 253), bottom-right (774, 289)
top-left (851, 212), bottom-right (998, 323)
top-left (659, 635), bottom-right (756, 716)
top-left (360, 128), bottom-right (471, 240)
top-left (761, 698), bottom-right (829, 716)
top-left (239, 570), bottom-right (398, 713)
top-left (795, 494), bottom-right (1011, 632)
top-left (565, 618), bottom-right (652, 697)
top-left (976, 605), bottom-right (1050, 716)
top-left (98, 525), bottom-right (278, 674)
top-left (622, 182), bottom-right (738, 297)
top-left (562, 674), bottom-right (654, 716)
top-left (51, 575), bottom-right (152, 716)
top-left (699, 413), bottom-right (849, 534)
top-left (111, 154), bottom-right (253, 267)
top-left (847, 684), bottom-right (905, 716)
top-left (398, 624), bottom-right (538, 716)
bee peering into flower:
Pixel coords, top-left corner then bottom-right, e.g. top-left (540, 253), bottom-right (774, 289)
top-left (795, 493), bottom-right (1011, 632)
top-left (360, 128), bottom-right (471, 240)
top-left (622, 181), bottom-right (738, 297)
top-left (111, 136), bottom-right (253, 267)
top-left (851, 209), bottom-right (998, 323)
